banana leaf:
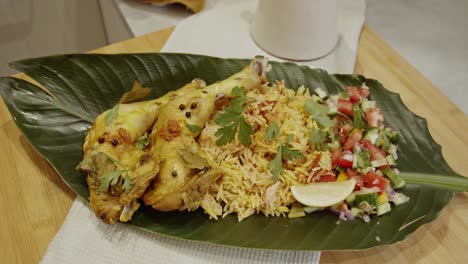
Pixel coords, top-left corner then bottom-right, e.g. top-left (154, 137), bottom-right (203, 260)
top-left (0, 53), bottom-right (466, 250)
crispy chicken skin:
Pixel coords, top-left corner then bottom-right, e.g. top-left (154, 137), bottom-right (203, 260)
top-left (143, 56), bottom-right (270, 211)
top-left (79, 57), bottom-right (270, 223)
top-left (78, 79), bottom-right (205, 224)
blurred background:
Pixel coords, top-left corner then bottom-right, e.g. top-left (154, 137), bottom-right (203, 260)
top-left (0, 0), bottom-right (466, 113)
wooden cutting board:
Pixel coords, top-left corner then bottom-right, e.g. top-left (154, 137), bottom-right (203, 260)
top-left (0, 25), bottom-right (467, 264)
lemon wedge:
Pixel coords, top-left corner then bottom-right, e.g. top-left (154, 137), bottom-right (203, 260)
top-left (291, 179), bottom-right (356, 207)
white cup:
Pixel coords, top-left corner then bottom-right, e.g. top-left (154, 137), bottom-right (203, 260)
top-left (250, 0), bottom-right (338, 61)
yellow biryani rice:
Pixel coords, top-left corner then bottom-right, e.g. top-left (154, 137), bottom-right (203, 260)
top-left (197, 81), bottom-right (333, 221)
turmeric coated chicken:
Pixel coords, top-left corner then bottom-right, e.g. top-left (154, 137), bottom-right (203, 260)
top-left (78, 79), bottom-right (205, 224)
top-left (143, 56), bottom-right (269, 211)
top-left (78, 56), bottom-right (270, 223)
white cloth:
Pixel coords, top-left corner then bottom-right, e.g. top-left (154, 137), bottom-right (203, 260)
top-left (161, 0), bottom-right (365, 73)
top-left (41, 199), bottom-right (321, 264)
top-left (42, 0), bottom-right (365, 263)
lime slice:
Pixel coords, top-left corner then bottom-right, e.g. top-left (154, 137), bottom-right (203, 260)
top-left (291, 179), bottom-right (356, 207)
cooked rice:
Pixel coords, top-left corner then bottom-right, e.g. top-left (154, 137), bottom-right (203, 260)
top-left (197, 81), bottom-right (333, 221)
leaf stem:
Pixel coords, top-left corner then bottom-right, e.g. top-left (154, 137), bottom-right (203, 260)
top-left (399, 172), bottom-right (468, 192)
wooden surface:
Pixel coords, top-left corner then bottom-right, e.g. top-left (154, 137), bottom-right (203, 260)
top-left (0, 25), bottom-right (467, 264)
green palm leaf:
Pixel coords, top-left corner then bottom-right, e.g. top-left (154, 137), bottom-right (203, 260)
top-left (0, 53), bottom-right (466, 250)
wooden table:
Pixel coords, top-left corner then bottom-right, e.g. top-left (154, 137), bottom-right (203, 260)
top-left (1, 26), bottom-right (467, 264)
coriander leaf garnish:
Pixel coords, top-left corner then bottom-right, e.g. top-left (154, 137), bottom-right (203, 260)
top-left (286, 134), bottom-right (294, 144)
top-left (304, 99), bottom-right (336, 128)
top-left (238, 118), bottom-right (254, 146)
top-left (315, 115), bottom-right (336, 128)
top-left (265, 122), bottom-right (280, 142)
top-left (310, 128), bottom-right (327, 150)
top-left (214, 86), bottom-right (253, 146)
top-left (105, 104), bottom-right (119, 125)
top-left (352, 103), bottom-right (364, 129)
top-left (231, 86), bottom-right (246, 97)
top-left (376, 130), bottom-right (391, 150)
top-left (122, 173), bottom-right (134, 193)
top-left (98, 152), bottom-right (141, 193)
top-left (214, 107), bottom-right (239, 125)
top-left (282, 144), bottom-right (305, 161)
top-left (229, 86), bottom-right (249, 112)
top-left (186, 122), bottom-right (202, 133)
top-left (340, 90), bottom-right (350, 99)
top-left (214, 120), bottom-right (239, 145)
top-left (328, 127), bottom-right (336, 142)
top-left (100, 170), bottom-right (124, 191)
top-left (135, 133), bottom-right (149, 150)
top-left (268, 141), bottom-right (304, 181)
top-left (304, 99), bottom-right (328, 118)
top-left (268, 147), bottom-right (284, 181)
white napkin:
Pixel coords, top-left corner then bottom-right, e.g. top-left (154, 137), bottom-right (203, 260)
top-left (161, 0), bottom-right (366, 73)
top-left (41, 0), bottom-right (365, 263)
top-left (41, 198), bottom-right (320, 264)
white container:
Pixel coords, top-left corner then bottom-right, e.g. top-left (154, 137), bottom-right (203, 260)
top-left (250, 0), bottom-right (338, 61)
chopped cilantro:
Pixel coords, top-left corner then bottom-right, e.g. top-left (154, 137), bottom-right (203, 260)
top-left (340, 90), bottom-right (350, 99)
top-left (310, 128), bottom-right (327, 150)
top-left (238, 118), bottom-right (254, 146)
top-left (268, 141), bottom-right (304, 181)
top-left (122, 173), bottom-right (134, 193)
top-left (304, 99), bottom-right (328, 118)
top-left (376, 130), bottom-right (391, 150)
top-left (229, 86), bottom-right (249, 112)
top-left (100, 170), bottom-right (124, 191)
top-left (268, 148), bottom-right (284, 182)
top-left (282, 144), bottom-right (304, 161)
top-left (186, 122), bottom-right (202, 133)
top-left (214, 120), bottom-right (239, 145)
top-left (214, 87), bottom-right (253, 146)
top-left (98, 153), bottom-right (142, 193)
top-left (315, 115), bottom-right (336, 128)
top-left (353, 103), bottom-right (364, 129)
top-left (304, 99), bottom-right (336, 128)
top-left (265, 122), bottom-right (280, 142)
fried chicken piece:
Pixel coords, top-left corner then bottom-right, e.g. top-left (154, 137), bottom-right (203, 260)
top-left (78, 79), bottom-right (205, 224)
top-left (143, 56), bottom-right (270, 211)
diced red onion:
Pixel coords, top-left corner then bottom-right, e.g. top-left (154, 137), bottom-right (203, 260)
top-left (362, 214), bottom-right (371, 223)
top-left (354, 142), bottom-right (362, 151)
top-left (343, 152), bottom-right (354, 161)
top-left (339, 211), bottom-right (347, 221)
top-left (345, 211), bottom-right (355, 220)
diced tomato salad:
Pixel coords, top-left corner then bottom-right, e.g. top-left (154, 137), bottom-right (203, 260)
top-left (302, 84), bottom-right (407, 222)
